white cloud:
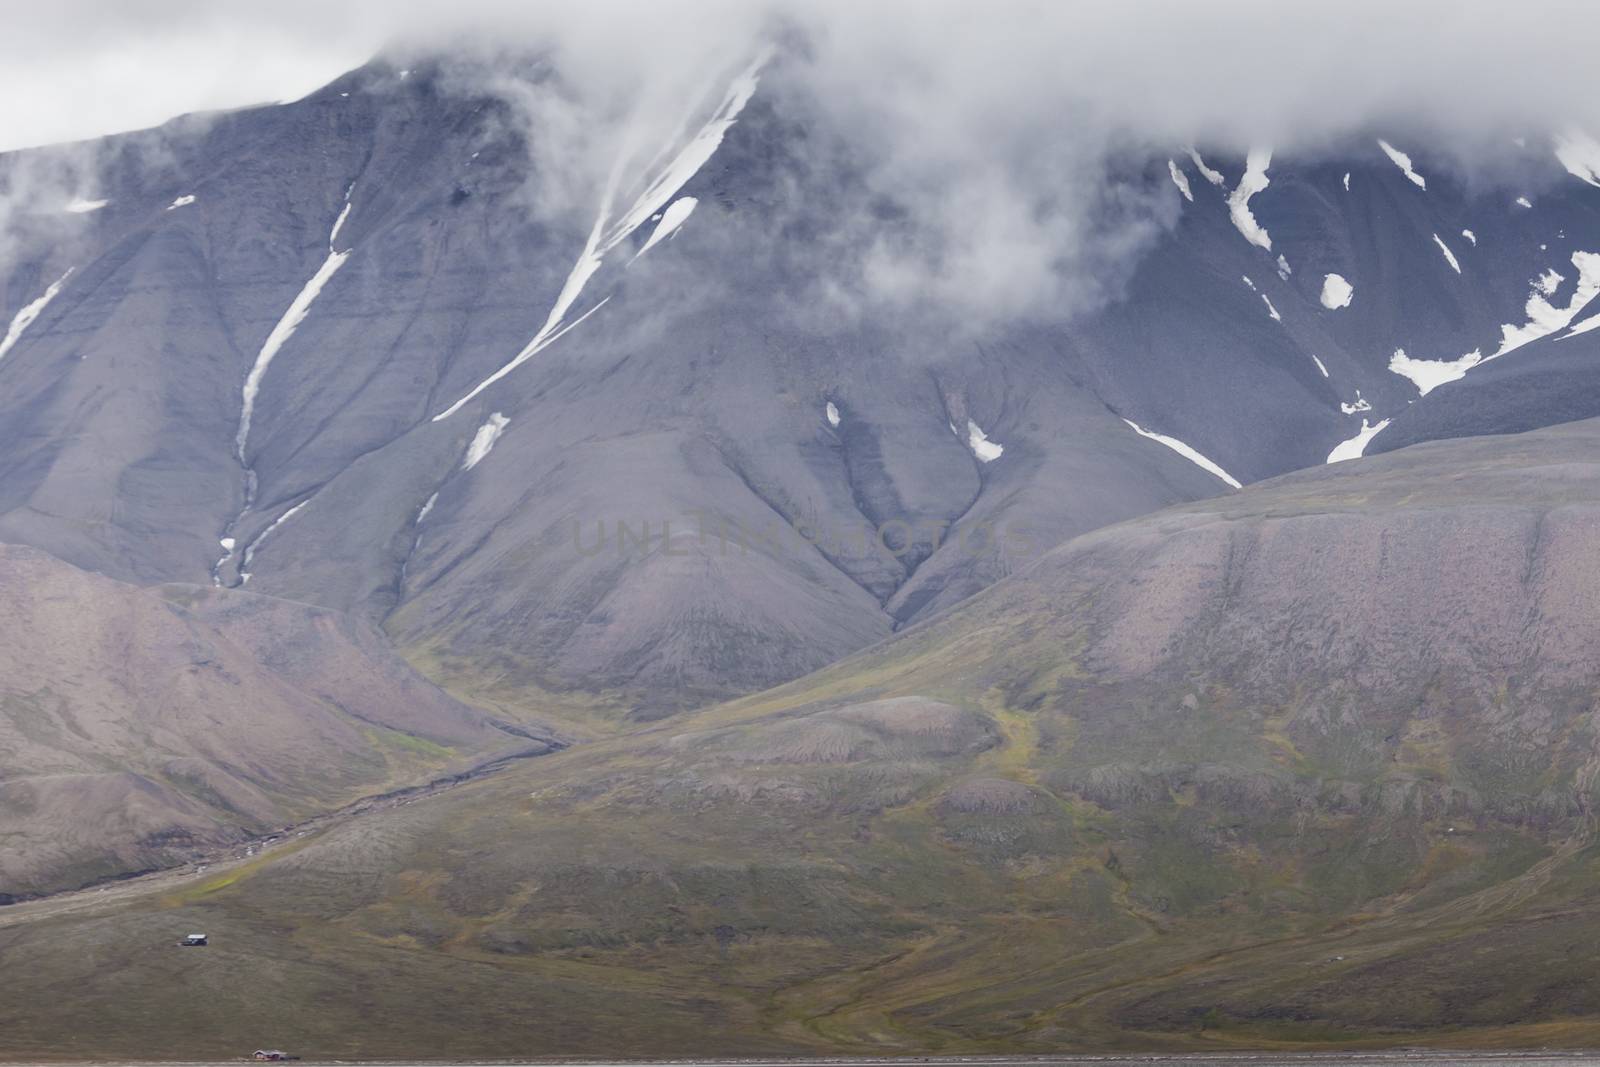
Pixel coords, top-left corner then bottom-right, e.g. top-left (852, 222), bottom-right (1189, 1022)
top-left (8, 0), bottom-right (1600, 335)
top-left (6, 0), bottom-right (1600, 154)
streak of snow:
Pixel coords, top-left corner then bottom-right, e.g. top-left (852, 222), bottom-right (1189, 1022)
top-left (416, 492), bottom-right (439, 524)
top-left (462, 413), bottom-right (510, 470)
top-left (1276, 254), bottom-right (1292, 279)
top-left (0, 268), bottom-right (72, 362)
top-left (1564, 312), bottom-right (1600, 338)
top-left (1342, 172), bottom-right (1351, 191)
top-left (1241, 275), bottom-right (1256, 290)
top-left (1327, 419), bottom-right (1391, 463)
top-left (216, 187), bottom-right (357, 588)
top-left (167, 195), bottom-right (197, 210)
top-left (235, 249), bottom-right (349, 461)
top-left (1377, 139), bottom-right (1426, 188)
top-left (1320, 273), bottom-right (1353, 309)
top-left (966, 420), bottom-right (1003, 463)
top-left (1186, 148), bottom-right (1225, 186)
top-left (1167, 160), bottom-right (1193, 201)
top-left (1516, 196), bottom-right (1533, 208)
top-left (239, 500), bottom-right (309, 580)
top-left (235, 190), bottom-right (355, 462)
top-left (632, 196), bottom-right (697, 260)
top-left (1122, 419), bottom-right (1240, 488)
top-left (1227, 147), bottom-right (1273, 251)
top-left (1261, 294), bottom-right (1281, 321)
top-left (1462, 228), bottom-right (1477, 246)
top-left (1311, 354), bottom-right (1330, 378)
top-left (434, 51), bottom-right (770, 422)
top-left (329, 196), bottom-right (354, 248)
top-left (64, 198), bottom-right (108, 213)
top-left (825, 401), bottom-right (840, 427)
top-left (1432, 233), bottom-right (1461, 273)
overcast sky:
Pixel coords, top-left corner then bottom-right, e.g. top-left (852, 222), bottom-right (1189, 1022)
top-left (7, 0), bottom-right (1600, 327)
top-left (0, 3), bottom-right (376, 152)
top-left (8, 0), bottom-right (1600, 154)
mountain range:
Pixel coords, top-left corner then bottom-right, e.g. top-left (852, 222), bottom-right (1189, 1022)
top-left (6, 46), bottom-right (1600, 1059)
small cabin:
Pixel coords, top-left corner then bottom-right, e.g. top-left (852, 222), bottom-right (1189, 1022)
top-left (179, 933), bottom-right (207, 947)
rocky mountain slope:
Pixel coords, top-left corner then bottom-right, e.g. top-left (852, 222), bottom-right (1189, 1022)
top-left (6, 54), bottom-right (1600, 715)
top-left (0, 543), bottom-right (559, 898)
top-left (8, 418), bottom-right (1600, 1058)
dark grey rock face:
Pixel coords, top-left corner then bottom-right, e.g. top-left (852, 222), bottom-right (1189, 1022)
top-left (2, 56), bottom-right (1599, 709)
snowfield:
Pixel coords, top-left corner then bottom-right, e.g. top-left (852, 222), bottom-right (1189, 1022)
top-left (1320, 273), bottom-right (1353, 309)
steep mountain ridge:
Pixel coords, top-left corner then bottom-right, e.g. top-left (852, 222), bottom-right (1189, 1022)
top-left (5, 54), bottom-right (1600, 709)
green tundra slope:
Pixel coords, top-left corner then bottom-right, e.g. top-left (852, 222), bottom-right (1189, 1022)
top-left (9, 419), bottom-right (1600, 1060)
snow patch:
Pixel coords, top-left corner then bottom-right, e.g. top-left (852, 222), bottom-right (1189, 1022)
top-left (1327, 419), bottom-right (1391, 463)
top-left (1186, 148), bottom-right (1225, 186)
top-left (1226, 147), bottom-right (1274, 251)
top-left (1389, 346), bottom-right (1481, 396)
top-left (1276, 254), bottom-right (1292, 280)
top-left (1386, 254), bottom-right (1600, 378)
top-left (1241, 275), bottom-right (1256, 291)
top-left (1167, 160), bottom-right (1193, 202)
top-left (64, 198), bottom-right (108, 214)
top-left (1342, 172), bottom-right (1351, 192)
top-left (1320, 273), bottom-right (1353, 309)
top-left (1377, 139), bottom-right (1427, 189)
top-left (965, 420), bottom-right (1003, 463)
top-left (1462, 228), bottom-right (1477, 246)
top-left (463, 413), bottom-right (510, 470)
top-left (0, 268), bottom-right (73, 363)
top-left (1122, 419), bottom-right (1241, 488)
top-left (1516, 196), bottom-right (1533, 208)
top-left (632, 196), bottom-right (697, 260)
top-left (167, 195), bottom-right (197, 210)
top-left (1501, 251), bottom-right (1600, 342)
top-left (1340, 391), bottom-right (1372, 414)
top-left (1432, 233), bottom-right (1461, 273)
top-left (825, 401), bottom-right (841, 427)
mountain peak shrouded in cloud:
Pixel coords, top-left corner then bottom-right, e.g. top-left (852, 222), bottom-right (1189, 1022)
top-left (5, 0), bottom-right (1600, 329)
top-left (8, 0), bottom-right (1600, 154)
